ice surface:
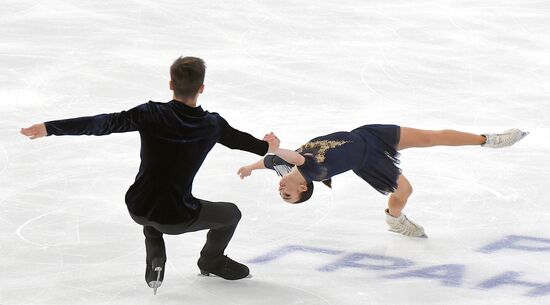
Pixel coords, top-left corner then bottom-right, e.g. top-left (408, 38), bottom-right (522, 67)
top-left (1, 0), bottom-right (550, 304)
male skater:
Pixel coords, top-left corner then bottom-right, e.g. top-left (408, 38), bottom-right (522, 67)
top-left (20, 57), bottom-right (279, 294)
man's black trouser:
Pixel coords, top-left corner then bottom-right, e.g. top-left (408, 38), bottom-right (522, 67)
top-left (141, 199), bottom-right (242, 263)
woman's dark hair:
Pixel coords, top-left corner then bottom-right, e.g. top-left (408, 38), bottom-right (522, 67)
top-left (170, 56), bottom-right (206, 99)
top-left (295, 182), bottom-right (314, 203)
top-left (294, 179), bottom-right (332, 204)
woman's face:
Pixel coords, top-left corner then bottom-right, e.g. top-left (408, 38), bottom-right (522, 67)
top-left (278, 174), bottom-right (304, 203)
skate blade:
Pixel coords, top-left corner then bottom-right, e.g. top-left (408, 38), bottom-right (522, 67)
top-left (388, 229), bottom-right (428, 238)
top-left (149, 266), bottom-right (163, 295)
top-left (198, 270), bottom-right (253, 279)
top-left (148, 280), bottom-right (162, 295)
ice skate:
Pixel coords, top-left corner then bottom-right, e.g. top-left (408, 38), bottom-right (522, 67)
top-left (146, 257), bottom-right (165, 295)
top-left (385, 209), bottom-right (427, 238)
top-left (197, 255), bottom-right (250, 280)
top-left (481, 129), bottom-right (529, 148)
top-left (143, 226), bottom-right (166, 295)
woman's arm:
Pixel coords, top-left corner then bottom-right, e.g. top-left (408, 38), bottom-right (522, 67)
top-left (237, 158), bottom-right (267, 179)
top-left (273, 148), bottom-right (305, 166)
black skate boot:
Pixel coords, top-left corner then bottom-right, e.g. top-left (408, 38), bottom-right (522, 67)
top-left (143, 226), bottom-right (166, 295)
top-left (197, 255), bottom-right (250, 280)
top-left (146, 257), bottom-right (165, 295)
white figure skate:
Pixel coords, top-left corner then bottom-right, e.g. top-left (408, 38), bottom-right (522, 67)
top-left (482, 129), bottom-right (529, 148)
top-left (385, 209), bottom-right (427, 238)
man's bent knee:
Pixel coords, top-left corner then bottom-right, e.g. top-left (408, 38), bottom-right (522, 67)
top-left (225, 202), bottom-right (242, 224)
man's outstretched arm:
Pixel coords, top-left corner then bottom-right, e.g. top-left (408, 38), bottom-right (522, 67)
top-left (20, 104), bottom-right (149, 139)
top-left (217, 118), bottom-right (280, 155)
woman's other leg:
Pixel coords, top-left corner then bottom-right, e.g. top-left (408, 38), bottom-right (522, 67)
top-left (387, 175), bottom-right (412, 217)
top-left (385, 174), bottom-right (426, 237)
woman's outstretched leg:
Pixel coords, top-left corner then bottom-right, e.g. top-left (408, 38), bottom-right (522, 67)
top-left (397, 127), bottom-right (486, 150)
top-left (397, 127), bottom-right (528, 150)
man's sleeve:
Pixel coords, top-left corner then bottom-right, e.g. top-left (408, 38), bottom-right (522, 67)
top-left (45, 103), bottom-right (149, 136)
top-left (217, 117), bottom-right (268, 156)
top-left (264, 154), bottom-right (293, 176)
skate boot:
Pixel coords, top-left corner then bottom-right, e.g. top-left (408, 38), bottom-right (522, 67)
top-left (481, 129), bottom-right (529, 148)
top-left (143, 226), bottom-right (166, 295)
top-left (197, 255), bottom-right (250, 280)
top-left (385, 209), bottom-right (427, 238)
top-left (145, 257), bottom-right (165, 295)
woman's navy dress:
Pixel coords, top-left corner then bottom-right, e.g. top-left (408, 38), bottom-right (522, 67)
top-left (295, 124), bottom-right (402, 194)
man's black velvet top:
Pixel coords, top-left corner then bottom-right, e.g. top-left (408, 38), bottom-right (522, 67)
top-left (45, 100), bottom-right (268, 225)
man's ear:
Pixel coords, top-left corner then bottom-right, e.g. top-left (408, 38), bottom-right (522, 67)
top-left (199, 84), bottom-right (205, 94)
top-left (169, 80), bottom-right (174, 91)
top-left (299, 184), bottom-right (308, 192)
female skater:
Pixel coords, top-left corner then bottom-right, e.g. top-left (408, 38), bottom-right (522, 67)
top-left (238, 125), bottom-right (528, 237)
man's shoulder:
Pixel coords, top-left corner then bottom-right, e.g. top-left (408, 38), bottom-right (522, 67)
top-left (127, 100), bottom-right (164, 111)
top-left (204, 110), bottom-right (223, 121)
top-left (146, 100), bottom-right (168, 107)
top-left (140, 100), bottom-right (176, 113)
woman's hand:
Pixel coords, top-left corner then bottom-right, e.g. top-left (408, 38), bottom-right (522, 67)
top-left (20, 123), bottom-right (47, 139)
top-left (237, 166), bottom-right (253, 179)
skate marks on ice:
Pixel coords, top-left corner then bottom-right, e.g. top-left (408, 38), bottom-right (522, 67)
top-left (0, 144), bottom-right (7, 178)
top-left (136, 262), bottom-right (334, 305)
top-left (186, 276), bottom-right (334, 305)
top-left (15, 206), bottom-right (72, 248)
top-left (248, 235), bottom-right (550, 298)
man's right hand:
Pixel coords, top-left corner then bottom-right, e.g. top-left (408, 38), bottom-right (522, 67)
top-left (264, 132), bottom-right (280, 153)
top-left (20, 123), bottom-right (47, 140)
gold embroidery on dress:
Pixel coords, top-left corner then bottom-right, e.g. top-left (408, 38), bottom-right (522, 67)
top-left (297, 140), bottom-right (350, 163)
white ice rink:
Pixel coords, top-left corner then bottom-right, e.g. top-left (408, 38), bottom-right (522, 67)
top-left (2, 0), bottom-right (550, 304)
